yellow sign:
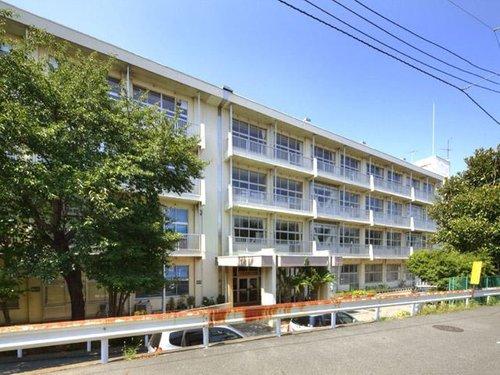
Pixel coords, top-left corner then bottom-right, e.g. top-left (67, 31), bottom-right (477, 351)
top-left (470, 261), bottom-right (483, 285)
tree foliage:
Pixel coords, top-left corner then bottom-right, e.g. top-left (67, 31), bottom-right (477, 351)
top-left (407, 249), bottom-right (493, 290)
top-left (429, 146), bottom-right (500, 271)
top-left (0, 14), bottom-right (205, 319)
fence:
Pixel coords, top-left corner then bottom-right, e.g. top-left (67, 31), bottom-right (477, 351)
top-left (448, 275), bottom-right (500, 290)
top-left (0, 288), bottom-right (498, 365)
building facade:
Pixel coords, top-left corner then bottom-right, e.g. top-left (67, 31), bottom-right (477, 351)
top-left (0, 2), bottom-right (444, 324)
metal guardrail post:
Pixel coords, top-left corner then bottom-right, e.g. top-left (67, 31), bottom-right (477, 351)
top-left (144, 335), bottom-right (149, 347)
top-left (202, 326), bottom-right (209, 348)
top-left (330, 312), bottom-right (336, 329)
top-left (411, 303), bottom-right (417, 316)
top-left (465, 298), bottom-right (470, 307)
top-left (100, 338), bottom-right (108, 364)
top-left (375, 307), bottom-right (380, 321)
top-left (86, 341), bottom-right (91, 352)
top-left (275, 318), bottom-right (282, 337)
top-left (17, 348), bottom-right (22, 358)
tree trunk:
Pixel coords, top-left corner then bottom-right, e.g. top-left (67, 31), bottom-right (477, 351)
top-left (0, 301), bottom-right (11, 325)
top-left (63, 269), bottom-right (86, 320)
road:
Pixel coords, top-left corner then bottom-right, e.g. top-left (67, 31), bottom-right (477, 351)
top-left (3, 305), bottom-right (499, 375)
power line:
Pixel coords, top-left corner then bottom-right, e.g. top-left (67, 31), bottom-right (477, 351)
top-left (445, 0), bottom-right (500, 50)
top-left (352, 0), bottom-right (500, 76)
top-left (302, 0), bottom-right (500, 94)
top-left (330, 0), bottom-right (500, 86)
top-left (276, 0), bottom-right (499, 125)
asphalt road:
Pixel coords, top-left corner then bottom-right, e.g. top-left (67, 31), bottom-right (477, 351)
top-left (3, 305), bottom-right (500, 375)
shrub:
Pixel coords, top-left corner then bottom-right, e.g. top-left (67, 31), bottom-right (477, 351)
top-left (216, 294), bottom-right (226, 304)
top-left (176, 296), bottom-right (187, 310)
top-left (122, 341), bottom-right (141, 361)
top-left (186, 295), bottom-right (195, 308)
top-left (166, 297), bottom-right (175, 311)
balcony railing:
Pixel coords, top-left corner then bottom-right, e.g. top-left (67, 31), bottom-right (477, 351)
top-left (372, 245), bottom-right (411, 258)
top-left (172, 234), bottom-right (204, 257)
top-left (334, 243), bottom-right (370, 257)
top-left (232, 135), bottom-right (314, 171)
top-left (373, 211), bottom-right (410, 227)
top-left (274, 240), bottom-right (314, 254)
top-left (231, 238), bottom-right (313, 255)
top-left (413, 217), bottom-right (437, 231)
top-left (373, 176), bottom-right (411, 196)
top-left (161, 178), bottom-right (205, 204)
top-left (340, 167), bottom-right (370, 186)
top-left (233, 237), bottom-right (272, 254)
top-left (316, 201), bottom-right (370, 222)
top-left (414, 189), bottom-right (436, 202)
top-left (232, 187), bottom-right (313, 214)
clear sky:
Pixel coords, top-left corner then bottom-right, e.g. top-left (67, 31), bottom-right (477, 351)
top-left (5, 0), bottom-right (500, 173)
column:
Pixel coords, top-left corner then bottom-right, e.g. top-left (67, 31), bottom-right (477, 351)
top-left (358, 262), bottom-right (365, 290)
top-left (261, 257), bottom-right (277, 305)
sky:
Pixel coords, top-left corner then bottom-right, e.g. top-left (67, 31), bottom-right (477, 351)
top-left (4, 0), bottom-right (500, 173)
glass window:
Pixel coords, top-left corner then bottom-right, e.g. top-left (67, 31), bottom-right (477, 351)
top-left (314, 146), bottom-right (335, 172)
top-left (388, 201), bottom-right (403, 216)
top-left (313, 223), bottom-right (338, 247)
top-left (387, 170), bottom-right (403, 184)
top-left (314, 183), bottom-right (339, 207)
top-left (340, 191), bottom-right (359, 208)
top-left (234, 216), bottom-right (265, 240)
top-left (232, 119), bottom-right (266, 147)
top-left (107, 77), bottom-right (121, 99)
top-left (165, 265), bottom-right (189, 296)
top-left (406, 233), bottom-right (427, 249)
top-left (367, 164), bottom-right (384, 179)
top-left (209, 327), bottom-right (241, 343)
top-left (366, 196), bottom-right (384, 212)
top-left (340, 264), bottom-right (358, 285)
top-left (386, 264), bottom-right (400, 282)
top-left (165, 208), bottom-right (188, 234)
top-left (275, 220), bottom-right (301, 243)
top-left (232, 167), bottom-right (266, 193)
top-left (406, 177), bottom-right (421, 190)
top-left (133, 85), bottom-right (188, 125)
top-left (276, 134), bottom-right (303, 165)
top-left (386, 232), bottom-right (402, 247)
top-left (169, 331), bottom-right (184, 346)
top-left (184, 329), bottom-right (203, 346)
top-left (274, 177), bottom-right (302, 198)
top-left (365, 264), bottom-right (383, 283)
top-left (339, 226), bottom-right (359, 245)
top-left (340, 155), bottom-right (359, 172)
top-left (365, 230), bottom-right (383, 246)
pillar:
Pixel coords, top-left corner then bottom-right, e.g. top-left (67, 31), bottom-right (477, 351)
top-left (261, 258), bottom-right (277, 305)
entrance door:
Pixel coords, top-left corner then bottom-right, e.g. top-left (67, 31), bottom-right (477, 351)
top-left (233, 267), bottom-right (261, 306)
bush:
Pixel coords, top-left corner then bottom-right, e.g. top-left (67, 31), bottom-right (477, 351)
top-left (122, 341), bottom-right (141, 361)
top-left (216, 294), bottom-right (226, 304)
top-left (176, 296), bottom-right (187, 310)
top-left (186, 295), bottom-right (195, 308)
top-left (166, 297), bottom-right (175, 311)
top-left (392, 310), bottom-right (411, 319)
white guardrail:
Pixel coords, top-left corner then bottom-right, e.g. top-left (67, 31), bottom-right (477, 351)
top-left (0, 288), bottom-right (499, 364)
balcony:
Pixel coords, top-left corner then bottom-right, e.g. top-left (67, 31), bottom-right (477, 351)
top-left (413, 217), bottom-right (437, 232)
top-left (372, 211), bottom-right (411, 229)
top-left (413, 188), bottom-right (436, 203)
top-left (161, 178), bottom-right (206, 205)
top-left (230, 186), bottom-right (314, 217)
top-left (373, 176), bottom-right (411, 197)
top-left (333, 243), bottom-right (371, 258)
top-left (228, 134), bottom-right (314, 175)
top-left (316, 161), bottom-right (370, 189)
top-left (372, 245), bottom-right (411, 259)
top-left (230, 238), bottom-right (314, 255)
top-left (171, 234), bottom-right (205, 257)
top-left (316, 201), bottom-right (370, 224)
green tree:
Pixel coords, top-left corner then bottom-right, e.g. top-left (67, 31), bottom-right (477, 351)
top-left (429, 146), bottom-right (500, 271)
top-left (407, 249), bottom-right (493, 290)
top-left (0, 16), bottom-right (204, 319)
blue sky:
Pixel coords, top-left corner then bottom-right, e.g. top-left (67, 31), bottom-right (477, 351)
top-left (6, 0), bottom-right (500, 173)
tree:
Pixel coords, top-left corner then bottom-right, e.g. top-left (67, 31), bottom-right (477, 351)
top-left (407, 249), bottom-right (493, 290)
top-left (429, 146), bottom-right (500, 271)
top-left (0, 16), bottom-right (204, 319)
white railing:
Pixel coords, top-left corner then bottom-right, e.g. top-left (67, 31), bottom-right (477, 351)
top-left (316, 202), bottom-right (370, 222)
top-left (232, 135), bottom-right (314, 171)
top-left (161, 178), bottom-right (205, 204)
top-left (414, 188), bottom-right (436, 202)
top-left (2, 288), bottom-right (498, 364)
top-left (372, 211), bottom-right (410, 227)
top-left (172, 234), bottom-right (204, 257)
top-left (232, 237), bottom-right (272, 253)
top-left (372, 245), bottom-right (411, 258)
top-left (232, 187), bottom-right (313, 214)
top-left (373, 176), bottom-right (411, 196)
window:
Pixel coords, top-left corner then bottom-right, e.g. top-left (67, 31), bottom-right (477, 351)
top-left (365, 230), bottom-right (383, 246)
top-left (209, 327), bottom-right (241, 343)
top-left (386, 232), bottom-right (402, 247)
top-left (339, 226), bottom-right (359, 245)
top-left (275, 220), bottom-right (301, 243)
top-left (232, 119), bottom-right (266, 153)
top-left (165, 208), bottom-right (188, 234)
top-left (47, 56), bottom-right (59, 71)
top-left (409, 204), bottom-right (426, 219)
top-left (365, 264), bottom-right (383, 283)
top-left (386, 264), bottom-right (400, 282)
top-left (388, 201), bottom-right (403, 216)
top-left (366, 196), bottom-right (384, 212)
top-left (314, 183), bottom-right (339, 208)
top-left (233, 216), bottom-right (265, 240)
top-left (313, 223), bottom-right (338, 248)
top-left (133, 85), bottom-right (188, 125)
top-left (340, 155), bottom-right (359, 172)
top-left (276, 134), bottom-right (303, 165)
top-left (314, 146), bottom-right (335, 172)
top-left (165, 265), bottom-right (189, 296)
top-left (340, 191), bottom-right (359, 208)
top-left (340, 264), bottom-right (358, 285)
top-left (107, 77), bottom-right (121, 99)
top-left (169, 331), bottom-right (184, 346)
top-left (387, 170), bottom-right (403, 184)
top-left (233, 168), bottom-right (266, 193)
top-left (406, 177), bottom-right (421, 190)
top-left (367, 164), bottom-right (384, 179)
top-left (406, 233), bottom-right (427, 249)
top-left (184, 329), bottom-right (203, 346)
top-left (422, 182), bottom-right (434, 194)
top-left (274, 177), bottom-right (303, 200)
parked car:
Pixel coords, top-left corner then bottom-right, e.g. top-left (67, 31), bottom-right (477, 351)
top-left (147, 325), bottom-right (245, 352)
top-left (287, 311), bottom-right (357, 332)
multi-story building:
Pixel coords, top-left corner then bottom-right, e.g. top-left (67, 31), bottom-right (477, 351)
top-left (0, 2), bottom-right (444, 324)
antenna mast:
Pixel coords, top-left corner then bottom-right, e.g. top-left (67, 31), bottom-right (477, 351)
top-left (432, 103), bottom-right (435, 156)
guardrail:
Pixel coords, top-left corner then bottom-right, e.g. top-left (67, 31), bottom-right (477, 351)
top-left (0, 288), bottom-right (498, 364)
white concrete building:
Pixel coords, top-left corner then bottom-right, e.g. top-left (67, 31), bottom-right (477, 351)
top-left (1, 2), bottom-right (445, 322)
